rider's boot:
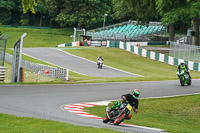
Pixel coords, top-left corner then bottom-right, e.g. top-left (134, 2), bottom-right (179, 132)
top-left (125, 114), bottom-right (132, 120)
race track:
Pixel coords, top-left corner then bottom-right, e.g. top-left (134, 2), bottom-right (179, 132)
top-left (0, 80), bottom-right (200, 133)
top-left (22, 48), bottom-right (140, 77)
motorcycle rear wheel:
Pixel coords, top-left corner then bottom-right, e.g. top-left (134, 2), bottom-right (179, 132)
top-left (103, 115), bottom-right (110, 123)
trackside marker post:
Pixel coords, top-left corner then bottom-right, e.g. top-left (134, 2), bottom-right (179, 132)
top-left (65, 69), bottom-right (69, 80)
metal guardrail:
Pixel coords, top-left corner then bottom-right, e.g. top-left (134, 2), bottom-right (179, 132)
top-left (5, 53), bottom-right (68, 80)
top-left (0, 66), bottom-right (6, 82)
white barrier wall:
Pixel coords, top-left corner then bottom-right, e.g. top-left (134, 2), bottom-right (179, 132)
top-left (118, 41), bottom-right (200, 71)
top-left (142, 49), bottom-right (147, 57)
top-left (150, 51), bottom-right (155, 60)
top-left (168, 56), bottom-right (174, 65)
top-left (159, 53), bottom-right (165, 62)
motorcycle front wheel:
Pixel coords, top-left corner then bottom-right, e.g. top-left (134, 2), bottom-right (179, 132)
top-left (113, 113), bottom-right (127, 125)
top-left (180, 78), bottom-right (185, 86)
top-left (187, 78), bottom-right (192, 85)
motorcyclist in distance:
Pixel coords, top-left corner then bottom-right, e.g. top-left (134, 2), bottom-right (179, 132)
top-left (97, 55), bottom-right (104, 61)
top-left (177, 61), bottom-right (191, 78)
top-left (97, 55), bottom-right (104, 65)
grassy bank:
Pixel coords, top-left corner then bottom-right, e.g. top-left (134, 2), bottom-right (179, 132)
top-left (84, 94), bottom-right (200, 133)
top-left (64, 47), bottom-right (200, 82)
top-left (0, 113), bottom-right (121, 133)
top-left (2, 27), bottom-right (73, 48)
top-left (4, 46), bottom-right (200, 83)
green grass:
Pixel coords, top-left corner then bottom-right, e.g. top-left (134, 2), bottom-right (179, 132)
top-left (0, 113), bottom-right (122, 133)
top-left (64, 47), bottom-right (200, 82)
top-left (1, 27), bottom-right (200, 132)
top-left (84, 94), bottom-right (200, 133)
top-left (4, 46), bottom-right (200, 84)
top-left (2, 27), bottom-right (73, 48)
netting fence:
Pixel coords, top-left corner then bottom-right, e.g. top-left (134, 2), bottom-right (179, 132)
top-left (5, 52), bottom-right (68, 81)
top-left (0, 34), bottom-right (8, 66)
top-left (169, 42), bottom-right (200, 63)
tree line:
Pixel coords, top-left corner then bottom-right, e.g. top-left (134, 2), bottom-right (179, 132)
top-left (0, 0), bottom-right (200, 45)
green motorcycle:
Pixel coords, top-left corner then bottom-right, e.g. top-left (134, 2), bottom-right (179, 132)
top-left (177, 70), bottom-right (191, 86)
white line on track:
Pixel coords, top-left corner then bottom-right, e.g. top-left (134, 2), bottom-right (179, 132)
top-left (56, 48), bottom-right (143, 77)
top-left (22, 49), bottom-right (88, 76)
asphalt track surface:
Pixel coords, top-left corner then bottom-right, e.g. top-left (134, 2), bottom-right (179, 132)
top-left (22, 48), bottom-right (140, 77)
top-left (0, 80), bottom-right (200, 133)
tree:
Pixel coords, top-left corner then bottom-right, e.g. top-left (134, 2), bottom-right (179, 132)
top-left (186, 0), bottom-right (200, 46)
top-left (0, 23), bottom-right (2, 35)
top-left (22, 0), bottom-right (37, 14)
top-left (113, 0), bottom-right (159, 24)
top-left (156, 0), bottom-right (200, 45)
top-left (55, 0), bottom-right (112, 28)
top-left (156, 0), bottom-right (181, 41)
top-left (129, 0), bottom-right (159, 24)
top-left (0, 0), bottom-right (15, 24)
top-left (112, 0), bottom-right (132, 21)
top-left (36, 0), bottom-right (49, 26)
top-left (44, 0), bottom-right (63, 26)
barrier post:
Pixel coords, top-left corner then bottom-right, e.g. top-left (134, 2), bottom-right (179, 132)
top-left (65, 69), bottom-right (69, 80)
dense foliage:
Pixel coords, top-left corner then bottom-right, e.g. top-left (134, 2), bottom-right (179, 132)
top-left (0, 0), bottom-right (199, 45)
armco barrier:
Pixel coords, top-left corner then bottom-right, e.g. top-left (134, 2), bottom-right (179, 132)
top-left (118, 41), bottom-right (200, 71)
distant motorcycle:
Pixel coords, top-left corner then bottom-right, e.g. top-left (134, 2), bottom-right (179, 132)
top-left (177, 70), bottom-right (191, 86)
top-left (103, 101), bottom-right (132, 125)
top-left (97, 59), bottom-right (103, 69)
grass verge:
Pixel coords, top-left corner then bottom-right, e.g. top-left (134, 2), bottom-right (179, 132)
top-left (2, 27), bottom-right (73, 48)
top-left (4, 46), bottom-right (200, 84)
top-left (84, 94), bottom-right (200, 133)
top-left (64, 47), bottom-right (200, 82)
top-left (0, 113), bottom-right (122, 133)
